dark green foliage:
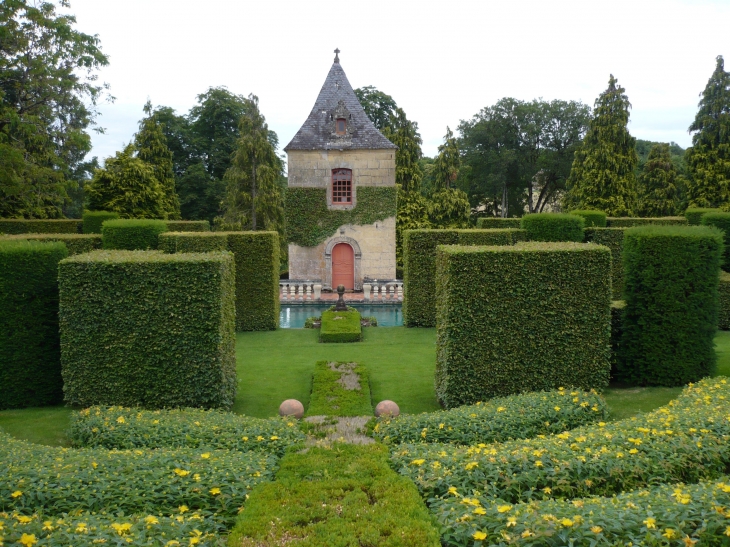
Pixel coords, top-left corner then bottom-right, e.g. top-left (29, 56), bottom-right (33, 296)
top-left (306, 361), bottom-right (371, 416)
top-left (101, 219), bottom-right (168, 250)
top-left (435, 242), bottom-right (611, 408)
top-left (520, 213), bottom-right (585, 242)
top-left (637, 143), bottom-right (683, 216)
top-left (82, 211), bottom-right (119, 234)
top-left (618, 225), bottom-right (723, 385)
top-left (686, 207), bottom-right (722, 225)
top-left (396, 186), bottom-right (431, 275)
top-left (570, 209), bottom-right (607, 227)
top-left (0, 219), bottom-right (81, 234)
top-left (607, 216), bottom-right (688, 227)
top-left (702, 212), bottom-right (730, 269)
top-left (584, 228), bottom-right (626, 299)
top-left (285, 186), bottom-right (397, 247)
top-left (719, 272), bottom-right (730, 330)
top-left (426, 187), bottom-right (470, 228)
top-left (0, 234), bottom-right (102, 255)
top-left (402, 229), bottom-right (520, 327)
top-left (58, 250), bottom-right (236, 408)
top-left (0, 240), bottom-right (68, 409)
top-left (610, 300), bottom-right (626, 378)
top-left (475, 217), bottom-right (522, 229)
top-left (158, 232), bottom-right (228, 253)
top-left (164, 220), bottom-right (210, 232)
top-left (319, 311), bottom-right (362, 343)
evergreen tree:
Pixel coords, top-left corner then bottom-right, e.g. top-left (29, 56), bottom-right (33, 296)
top-left (685, 56), bottom-right (730, 208)
top-left (135, 102), bottom-right (180, 219)
top-left (395, 185), bottom-right (431, 275)
top-left (564, 75), bottom-right (638, 216)
top-left (382, 107), bottom-right (424, 193)
top-left (637, 143), bottom-right (681, 217)
top-left (433, 127), bottom-right (460, 190)
top-left (428, 127), bottom-right (470, 228)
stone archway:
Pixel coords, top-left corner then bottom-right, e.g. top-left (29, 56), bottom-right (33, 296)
top-left (324, 236), bottom-right (362, 290)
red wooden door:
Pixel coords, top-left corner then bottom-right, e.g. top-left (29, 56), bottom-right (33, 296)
top-left (332, 243), bottom-right (354, 290)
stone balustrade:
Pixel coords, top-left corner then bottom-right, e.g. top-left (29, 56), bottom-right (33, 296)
top-left (278, 280), bottom-right (403, 302)
top-left (279, 281), bottom-right (321, 301)
top-left (362, 282), bottom-right (403, 302)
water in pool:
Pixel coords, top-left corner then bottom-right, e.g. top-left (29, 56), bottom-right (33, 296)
top-left (279, 305), bottom-right (403, 328)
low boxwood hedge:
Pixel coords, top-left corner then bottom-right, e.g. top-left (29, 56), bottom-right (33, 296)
top-left (606, 216), bottom-right (688, 227)
top-left (59, 250), bottom-right (236, 409)
top-left (69, 406), bottom-right (305, 456)
top-left (319, 310), bottom-right (362, 343)
top-left (618, 225), bottom-right (722, 385)
top-left (583, 227), bottom-right (625, 299)
top-left (403, 228), bottom-right (522, 327)
top-left (164, 220), bottom-right (210, 232)
top-left (0, 233), bottom-right (102, 255)
top-left (520, 213), bottom-right (585, 242)
top-left (435, 242), bottom-right (611, 407)
top-left (702, 211), bottom-right (730, 269)
top-left (720, 271), bottom-right (730, 330)
top-left (82, 210), bottom-right (119, 233)
top-left (158, 232), bottom-right (228, 253)
top-left (391, 377), bottom-right (730, 504)
top-left (0, 240), bottom-right (68, 409)
top-left (475, 218), bottom-right (522, 229)
top-left (685, 207), bottom-right (722, 225)
top-left (101, 219), bottom-right (168, 250)
top-left (0, 219), bottom-right (81, 234)
top-left (372, 388), bottom-right (607, 445)
top-left (306, 361), bottom-right (372, 416)
top-left (570, 209), bottom-right (607, 227)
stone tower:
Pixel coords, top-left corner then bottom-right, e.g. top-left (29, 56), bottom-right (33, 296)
top-left (284, 51), bottom-right (397, 290)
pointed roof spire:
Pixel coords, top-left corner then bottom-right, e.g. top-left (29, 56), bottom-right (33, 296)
top-left (284, 56), bottom-right (396, 151)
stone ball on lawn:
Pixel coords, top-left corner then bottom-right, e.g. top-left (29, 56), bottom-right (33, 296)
top-left (279, 399), bottom-right (304, 419)
top-left (375, 400), bottom-right (400, 418)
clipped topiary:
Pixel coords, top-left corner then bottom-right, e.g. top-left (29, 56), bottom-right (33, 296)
top-left (475, 217), bottom-right (522, 229)
top-left (0, 234), bottom-right (102, 255)
top-left (164, 220), bottom-right (210, 232)
top-left (0, 219), bottom-right (81, 234)
top-left (520, 213), bottom-right (585, 242)
top-left (719, 272), bottom-right (730, 330)
top-left (570, 209), bottom-right (607, 227)
top-left (584, 227), bottom-right (626, 299)
top-left (606, 216), bottom-right (688, 227)
top-left (83, 211), bottom-right (119, 234)
top-left (685, 207), bottom-right (722, 225)
top-left (101, 218), bottom-right (168, 250)
top-left (701, 211), bottom-right (730, 269)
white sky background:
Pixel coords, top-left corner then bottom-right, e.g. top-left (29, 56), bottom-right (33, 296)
top-left (66, 0), bottom-right (729, 163)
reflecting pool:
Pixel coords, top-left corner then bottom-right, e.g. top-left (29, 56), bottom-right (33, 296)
top-left (279, 304), bottom-right (403, 328)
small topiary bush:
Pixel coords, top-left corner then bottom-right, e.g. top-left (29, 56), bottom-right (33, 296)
top-left (701, 211), bottom-right (730, 269)
top-left (158, 232), bottom-right (228, 253)
top-left (618, 225), bottom-right (723, 386)
top-left (607, 216), bottom-right (688, 227)
top-left (720, 271), bottom-right (730, 330)
top-left (475, 217), bottom-right (522, 229)
top-left (570, 209), bottom-right (607, 227)
top-left (164, 220), bottom-right (210, 232)
top-left (59, 250), bottom-right (236, 409)
top-left (0, 240), bottom-right (68, 409)
top-left (0, 233), bottom-right (102, 255)
top-left (319, 311), bottom-right (362, 343)
top-left (584, 227), bottom-right (625, 299)
top-left (82, 210), bottom-right (119, 233)
top-left (435, 242), bottom-right (611, 407)
top-left (520, 213), bottom-right (585, 242)
top-left (0, 219), bottom-right (81, 234)
top-left (101, 218), bottom-right (168, 250)
top-left (685, 207), bottom-right (722, 225)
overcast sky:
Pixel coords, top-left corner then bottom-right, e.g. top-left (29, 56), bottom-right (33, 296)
top-left (66, 0), bottom-right (729, 163)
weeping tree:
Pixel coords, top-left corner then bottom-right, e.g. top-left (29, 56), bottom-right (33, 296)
top-left (637, 143), bottom-right (682, 216)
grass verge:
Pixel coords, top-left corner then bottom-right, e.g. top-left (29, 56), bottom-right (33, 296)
top-left (306, 361), bottom-right (372, 417)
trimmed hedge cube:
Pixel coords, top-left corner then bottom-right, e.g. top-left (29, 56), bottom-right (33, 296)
top-left (520, 213), bottom-right (585, 242)
top-left (606, 216), bottom-right (688, 227)
top-left (101, 219), bottom-right (168, 250)
top-left (319, 311), bottom-right (362, 343)
top-left (570, 209), bottom-right (607, 227)
top-left (0, 219), bottom-right (81, 234)
top-left (59, 250), bottom-right (236, 408)
top-left (435, 242), bottom-right (611, 407)
top-left (402, 228), bottom-right (523, 327)
top-left (475, 218), bottom-right (522, 229)
top-left (685, 207), bottom-right (722, 226)
top-left (0, 233), bottom-right (102, 255)
top-left (584, 227), bottom-right (626, 299)
top-left (618, 225), bottom-right (723, 385)
top-left (701, 212), bottom-right (730, 270)
top-left (0, 240), bottom-right (68, 409)
top-left (83, 211), bottom-right (119, 234)
top-left (720, 272), bottom-right (730, 330)
top-left (164, 220), bottom-right (210, 232)
top-left (158, 232), bottom-right (228, 253)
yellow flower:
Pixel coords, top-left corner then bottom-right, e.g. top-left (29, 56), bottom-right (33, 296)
top-left (521, 530), bottom-right (534, 538)
top-left (506, 516), bottom-right (517, 527)
top-left (200, 453), bottom-right (210, 459)
top-left (542, 487), bottom-right (552, 494)
top-left (194, 474), bottom-right (201, 482)
top-left (644, 517), bottom-right (656, 529)
top-left (497, 407), bottom-right (506, 412)
top-left (465, 461), bottom-right (478, 470)
top-left (724, 526), bottom-right (730, 537)
top-left (116, 416), bottom-right (125, 424)
top-left (439, 423), bottom-right (445, 429)
top-left (145, 516), bottom-right (159, 525)
top-left (534, 460), bottom-right (543, 467)
top-left (76, 522), bottom-right (88, 533)
top-left (629, 448), bottom-right (638, 454)
top-left (42, 521), bottom-right (54, 531)
top-left (560, 518), bottom-right (574, 527)
top-left (11, 491), bottom-right (22, 498)
top-left (448, 486), bottom-right (458, 495)
top-left (682, 536), bottom-right (698, 547)
top-left (209, 487), bottom-right (221, 495)
top-left (179, 505), bottom-right (189, 513)
top-left (497, 505), bottom-right (512, 513)
top-left (111, 522), bottom-right (132, 535)
top-left (590, 526), bottom-right (603, 534)
top-left (473, 531), bottom-right (487, 541)
top-left (256, 436), bottom-right (264, 441)
top-left (16, 516), bottom-right (32, 524)
top-left (554, 406), bottom-right (561, 412)
top-left (174, 468), bottom-right (190, 477)
top-left (663, 529), bottom-right (676, 539)
top-left (19, 533), bottom-right (37, 547)
top-left (242, 436), bottom-right (248, 441)
top-left (473, 507), bottom-right (486, 515)
top-left (270, 436), bottom-right (279, 441)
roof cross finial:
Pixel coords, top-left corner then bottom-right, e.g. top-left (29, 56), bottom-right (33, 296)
top-left (334, 48), bottom-right (340, 63)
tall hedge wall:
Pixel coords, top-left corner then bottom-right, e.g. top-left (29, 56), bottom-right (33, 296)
top-left (607, 216), bottom-right (688, 227)
top-left (685, 207), bottom-right (722, 226)
top-left (0, 234), bottom-right (102, 255)
top-left (618, 225), bottom-right (723, 386)
top-left (520, 213), bottom-right (585, 242)
top-left (102, 219), bottom-right (168, 250)
top-left (59, 250), bottom-right (236, 409)
top-left (584, 227), bottom-right (626, 299)
top-left (475, 218), bottom-right (522, 229)
top-left (164, 220), bottom-right (210, 232)
top-left (720, 272), bottom-right (730, 330)
top-left (0, 219), bottom-right (82, 234)
top-left (0, 240), bottom-right (68, 409)
top-left (158, 232), bottom-right (228, 253)
top-left (570, 209), bottom-right (607, 227)
top-left (610, 300), bottom-right (626, 378)
top-left (402, 229), bottom-right (523, 327)
top-left (435, 242), bottom-right (611, 408)
top-left (83, 211), bottom-right (119, 234)
top-left (701, 212), bottom-right (730, 270)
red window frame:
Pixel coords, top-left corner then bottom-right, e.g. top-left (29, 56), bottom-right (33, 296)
top-left (332, 168), bottom-right (352, 205)
top-left (336, 118), bottom-right (347, 135)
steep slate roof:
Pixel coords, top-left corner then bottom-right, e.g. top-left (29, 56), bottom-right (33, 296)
top-left (284, 56), bottom-right (396, 151)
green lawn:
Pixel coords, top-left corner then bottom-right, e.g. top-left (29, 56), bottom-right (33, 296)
top-left (3, 328), bottom-right (730, 447)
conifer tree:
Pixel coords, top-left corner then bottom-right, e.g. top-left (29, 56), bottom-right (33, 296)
top-left (428, 127), bottom-right (470, 228)
top-left (564, 75), bottom-right (638, 216)
top-left (637, 143), bottom-right (681, 216)
top-left (382, 108), bottom-right (423, 193)
top-left (433, 127), bottom-right (460, 190)
top-left (685, 56), bottom-right (730, 208)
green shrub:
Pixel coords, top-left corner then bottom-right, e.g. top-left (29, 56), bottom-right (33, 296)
top-left (0, 430), bottom-right (276, 526)
top-left (69, 406), bottom-right (305, 455)
top-left (101, 219), bottom-right (168, 250)
top-left (391, 377), bottom-right (730, 503)
top-left (584, 227), bottom-right (625, 299)
top-left (475, 218), bottom-right (522, 229)
top-left (610, 300), bottom-right (626, 377)
top-left (164, 220), bottom-right (210, 232)
top-left (701, 211), bottom-right (730, 269)
top-left (0, 234), bottom-right (102, 255)
top-left (435, 242), bottom-right (611, 407)
top-left (373, 388), bottom-right (607, 445)
top-left (82, 210), bottom-right (119, 233)
top-left (720, 272), bottom-right (730, 330)
top-left (520, 213), bottom-right (585, 242)
top-left (0, 219), bottom-right (81, 234)
top-left (570, 209), bottom-right (607, 227)
top-left (402, 229), bottom-right (521, 327)
top-left (227, 444), bottom-right (441, 547)
top-left (306, 361), bottom-right (372, 416)
top-left (607, 216), bottom-right (688, 227)
top-left (618, 225), bottom-right (722, 385)
top-left (319, 310), bottom-right (362, 343)
top-left (0, 240), bottom-right (68, 409)
top-left (685, 207), bottom-right (722, 225)
top-left (59, 250), bottom-right (236, 409)
top-left (432, 476), bottom-right (730, 547)
top-left (158, 232), bottom-right (228, 253)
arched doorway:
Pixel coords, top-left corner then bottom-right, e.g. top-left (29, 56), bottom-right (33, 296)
top-left (332, 243), bottom-right (354, 290)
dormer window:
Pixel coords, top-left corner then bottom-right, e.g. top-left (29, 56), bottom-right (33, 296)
top-left (332, 168), bottom-right (352, 204)
top-left (336, 118), bottom-right (346, 135)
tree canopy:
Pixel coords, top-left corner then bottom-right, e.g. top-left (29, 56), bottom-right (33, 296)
top-left (637, 143), bottom-right (683, 217)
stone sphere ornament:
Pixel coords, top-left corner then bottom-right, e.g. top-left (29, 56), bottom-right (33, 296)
top-left (279, 399), bottom-right (304, 419)
top-left (375, 400), bottom-right (400, 418)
